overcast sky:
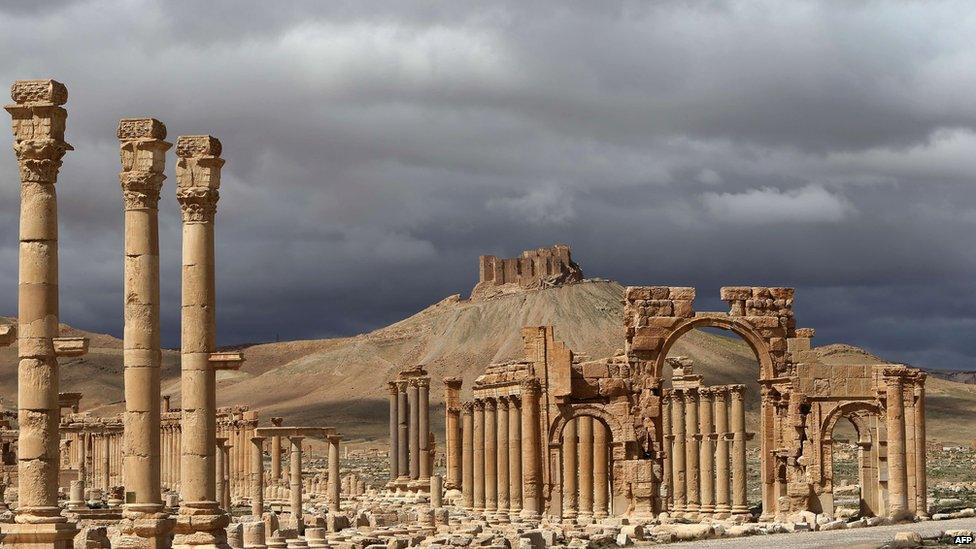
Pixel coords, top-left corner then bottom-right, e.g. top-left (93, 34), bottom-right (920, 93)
top-left (1, 1), bottom-right (974, 370)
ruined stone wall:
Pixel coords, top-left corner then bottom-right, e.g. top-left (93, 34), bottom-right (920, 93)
top-left (471, 245), bottom-right (583, 299)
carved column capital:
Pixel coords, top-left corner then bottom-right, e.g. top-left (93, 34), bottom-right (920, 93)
top-left (444, 376), bottom-right (463, 390)
top-left (6, 80), bottom-right (71, 185)
top-left (519, 378), bottom-right (541, 395)
top-left (175, 135), bottom-right (223, 223)
top-left (118, 118), bottom-right (171, 210)
top-left (728, 384), bottom-right (746, 400)
top-left (484, 398), bottom-right (497, 411)
top-left (387, 381), bottom-right (399, 395)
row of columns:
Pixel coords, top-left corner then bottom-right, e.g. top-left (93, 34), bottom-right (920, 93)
top-left (216, 412), bottom-right (260, 501)
top-left (884, 368), bottom-right (927, 520)
top-left (663, 384), bottom-right (749, 519)
top-left (162, 420), bottom-right (183, 490)
top-left (387, 375), bottom-right (432, 484)
top-left (458, 380), bottom-right (543, 519)
top-left (558, 416), bottom-right (610, 520)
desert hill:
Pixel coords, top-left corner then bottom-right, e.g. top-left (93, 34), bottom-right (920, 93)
top-left (2, 281), bottom-right (976, 444)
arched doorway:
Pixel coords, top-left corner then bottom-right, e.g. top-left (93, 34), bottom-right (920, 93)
top-left (557, 415), bottom-right (613, 521)
top-left (821, 403), bottom-right (884, 518)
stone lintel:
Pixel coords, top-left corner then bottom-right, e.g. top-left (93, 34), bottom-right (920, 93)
top-left (54, 337), bottom-right (89, 357)
top-left (254, 426), bottom-right (337, 439)
top-left (9, 79), bottom-right (68, 106)
top-left (176, 135), bottom-right (221, 158)
top-left (117, 117), bottom-right (167, 140)
top-left (210, 351), bottom-right (244, 370)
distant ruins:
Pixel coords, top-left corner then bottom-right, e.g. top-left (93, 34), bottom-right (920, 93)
top-left (471, 245), bottom-right (583, 299)
top-left (435, 285), bottom-right (929, 525)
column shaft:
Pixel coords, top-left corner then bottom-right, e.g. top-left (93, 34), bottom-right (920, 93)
top-left (462, 403), bottom-right (474, 509)
top-left (520, 381), bottom-right (542, 518)
top-left (886, 373), bottom-right (909, 519)
top-left (662, 396), bottom-right (672, 511)
top-left (497, 398), bottom-right (510, 519)
top-left (714, 389), bottom-right (731, 517)
top-left (484, 399), bottom-right (498, 512)
top-left (419, 379), bottom-right (430, 480)
top-left (730, 385), bottom-right (749, 516)
top-left (914, 376), bottom-right (927, 516)
top-left (562, 417), bottom-right (578, 519)
top-left (396, 382), bottom-right (409, 480)
top-left (508, 398), bottom-right (522, 516)
top-left (699, 388), bottom-right (715, 515)
top-left (593, 419), bottom-right (609, 518)
top-left (473, 401), bottom-right (485, 511)
top-left (388, 383), bottom-right (399, 480)
top-left (671, 390), bottom-right (687, 513)
top-left (408, 381), bottom-right (420, 480)
top-left (578, 416), bottom-right (594, 518)
top-left (290, 438), bottom-right (304, 534)
top-left (685, 390), bottom-right (701, 515)
top-left (251, 437), bottom-right (265, 517)
top-left (328, 436), bottom-right (341, 513)
top-left (271, 435), bottom-right (282, 482)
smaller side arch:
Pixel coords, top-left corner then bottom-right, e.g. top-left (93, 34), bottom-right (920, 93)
top-left (547, 404), bottom-right (626, 447)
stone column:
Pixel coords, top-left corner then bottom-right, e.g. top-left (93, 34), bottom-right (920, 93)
top-left (388, 382), bottom-right (399, 481)
top-left (174, 135), bottom-right (229, 547)
top-left (496, 397), bottom-right (510, 521)
top-left (444, 377), bottom-right (463, 489)
top-left (430, 475), bottom-right (443, 508)
top-left (578, 416), bottom-right (594, 520)
top-left (243, 522), bottom-right (267, 549)
top-left (885, 370), bottom-right (910, 520)
top-left (671, 389), bottom-right (687, 513)
top-left (913, 374), bottom-right (927, 517)
top-left (699, 387), bottom-right (715, 516)
top-left (103, 433), bottom-right (111, 490)
top-left (408, 380), bottom-right (420, 480)
top-left (270, 418), bottom-right (283, 483)
top-left (4, 79), bottom-right (77, 547)
top-left (473, 400), bottom-right (486, 511)
top-left (117, 117), bottom-right (173, 544)
top-left (396, 381), bottom-right (409, 482)
top-left (251, 436), bottom-right (265, 517)
top-left (713, 387), bottom-right (731, 518)
top-left (562, 417), bottom-right (578, 520)
top-left (508, 396), bottom-right (522, 518)
top-left (216, 438), bottom-right (228, 512)
top-left (520, 380), bottom-right (542, 519)
top-left (593, 419), bottom-right (609, 518)
top-left (484, 399), bottom-right (498, 514)
top-left (418, 377), bottom-right (431, 481)
top-left (327, 435), bottom-right (341, 513)
top-left (730, 385), bottom-right (749, 517)
top-left (289, 437), bottom-right (304, 534)
top-left (684, 389), bottom-right (701, 517)
top-left (461, 402), bottom-right (474, 509)
top-left (662, 395), bottom-right (672, 511)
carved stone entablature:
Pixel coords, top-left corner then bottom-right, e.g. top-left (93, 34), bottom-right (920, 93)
top-left (117, 117), bottom-right (167, 140)
top-left (10, 79), bottom-right (68, 106)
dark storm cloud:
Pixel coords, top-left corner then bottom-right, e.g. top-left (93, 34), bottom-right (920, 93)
top-left (0, 1), bottom-right (974, 370)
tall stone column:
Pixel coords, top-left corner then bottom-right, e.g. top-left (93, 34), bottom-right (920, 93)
top-left (496, 397), bottom-right (510, 521)
top-left (289, 437), bottom-right (304, 534)
top-left (884, 369), bottom-right (910, 520)
top-left (270, 418), bottom-right (283, 483)
top-left (418, 378), bottom-right (431, 481)
top-left (117, 117), bottom-right (174, 545)
top-left (174, 135), bottom-right (230, 548)
top-left (4, 79), bottom-right (77, 547)
top-left (713, 387), bottom-right (731, 518)
top-left (461, 403), bottom-right (474, 509)
top-left (473, 400), bottom-right (486, 511)
top-left (699, 388), bottom-right (715, 516)
top-left (593, 419), bottom-right (609, 518)
top-left (520, 380), bottom-right (542, 519)
top-left (671, 389), bottom-right (686, 513)
top-left (216, 438), bottom-right (228, 512)
top-left (251, 436), bottom-right (265, 517)
top-left (443, 377), bottom-right (463, 489)
top-left (396, 381), bottom-right (409, 482)
top-left (327, 435), bottom-right (341, 513)
top-left (730, 385), bottom-right (749, 517)
top-left (662, 395), bottom-right (672, 511)
top-left (408, 380), bottom-right (420, 480)
top-left (578, 416), bottom-right (594, 519)
top-left (484, 399), bottom-right (498, 514)
top-left (103, 434), bottom-right (111, 490)
top-left (388, 382), bottom-right (399, 481)
top-left (562, 417), bottom-right (578, 520)
top-left (913, 374), bottom-right (927, 517)
top-left (684, 389), bottom-right (701, 517)
top-left (508, 396), bottom-right (522, 518)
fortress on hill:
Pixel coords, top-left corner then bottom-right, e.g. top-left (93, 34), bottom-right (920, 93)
top-left (471, 244), bottom-right (584, 299)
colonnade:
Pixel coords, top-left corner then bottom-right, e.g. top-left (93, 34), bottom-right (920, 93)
top-left (161, 413), bottom-right (183, 491)
top-left (457, 379), bottom-right (543, 520)
top-left (387, 369), bottom-right (432, 488)
top-left (883, 367), bottom-right (928, 520)
top-left (663, 385), bottom-right (749, 519)
top-left (558, 416), bottom-right (610, 520)
top-left (217, 409), bottom-right (260, 502)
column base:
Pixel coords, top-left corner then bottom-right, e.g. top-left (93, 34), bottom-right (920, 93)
top-left (171, 501), bottom-right (231, 549)
top-left (0, 521), bottom-right (78, 549)
top-left (115, 511), bottom-right (176, 549)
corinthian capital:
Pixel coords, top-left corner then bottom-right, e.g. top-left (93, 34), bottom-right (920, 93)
top-left (175, 135), bottom-right (223, 223)
top-left (6, 79), bottom-right (72, 185)
top-left (118, 118), bottom-right (171, 210)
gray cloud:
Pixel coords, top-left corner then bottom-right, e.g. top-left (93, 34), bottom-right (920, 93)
top-left (0, 1), bottom-right (974, 371)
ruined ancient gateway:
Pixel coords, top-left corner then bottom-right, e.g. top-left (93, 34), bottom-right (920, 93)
top-left (432, 280), bottom-right (927, 523)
